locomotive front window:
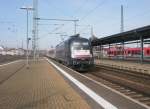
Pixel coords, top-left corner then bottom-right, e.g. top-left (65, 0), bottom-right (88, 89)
top-left (70, 41), bottom-right (92, 58)
top-left (71, 42), bottom-right (90, 50)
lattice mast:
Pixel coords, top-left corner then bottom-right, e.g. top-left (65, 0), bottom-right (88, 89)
top-left (32, 0), bottom-right (39, 60)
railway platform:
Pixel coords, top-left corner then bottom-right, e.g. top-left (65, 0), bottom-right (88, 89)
top-left (0, 59), bottom-right (90, 109)
top-left (95, 59), bottom-right (150, 75)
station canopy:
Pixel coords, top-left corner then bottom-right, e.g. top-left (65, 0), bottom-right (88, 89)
top-left (92, 25), bottom-right (150, 46)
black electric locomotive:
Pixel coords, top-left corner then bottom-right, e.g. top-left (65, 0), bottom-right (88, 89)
top-left (55, 34), bottom-right (94, 71)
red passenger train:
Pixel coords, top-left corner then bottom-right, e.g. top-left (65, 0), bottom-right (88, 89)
top-left (107, 47), bottom-right (150, 58)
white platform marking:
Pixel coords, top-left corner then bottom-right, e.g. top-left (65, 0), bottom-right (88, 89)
top-left (47, 59), bottom-right (118, 109)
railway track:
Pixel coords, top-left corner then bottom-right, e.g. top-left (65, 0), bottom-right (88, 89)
top-left (85, 64), bottom-right (150, 107)
top-left (0, 60), bottom-right (25, 85)
top-left (48, 58), bottom-right (150, 107)
top-left (0, 55), bottom-right (25, 65)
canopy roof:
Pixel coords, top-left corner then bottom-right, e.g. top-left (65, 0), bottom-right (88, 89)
top-left (92, 25), bottom-right (150, 46)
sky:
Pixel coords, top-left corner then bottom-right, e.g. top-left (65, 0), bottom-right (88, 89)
top-left (0, 0), bottom-right (150, 49)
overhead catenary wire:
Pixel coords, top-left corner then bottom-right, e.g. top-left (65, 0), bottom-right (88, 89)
top-left (38, 23), bottom-right (64, 26)
top-left (72, 0), bottom-right (89, 17)
top-left (80, 5), bottom-right (150, 35)
top-left (39, 24), bottom-right (65, 39)
top-left (79, 0), bottom-right (107, 21)
top-left (65, 0), bottom-right (108, 34)
top-left (43, 0), bottom-right (91, 35)
top-left (44, 0), bottom-right (74, 18)
top-left (103, 8), bottom-right (150, 33)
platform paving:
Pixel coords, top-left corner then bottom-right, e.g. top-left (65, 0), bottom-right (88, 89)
top-left (0, 59), bottom-right (90, 109)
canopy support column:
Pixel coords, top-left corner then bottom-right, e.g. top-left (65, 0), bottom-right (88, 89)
top-left (108, 44), bottom-right (110, 59)
top-left (100, 45), bottom-right (102, 59)
top-left (140, 36), bottom-right (144, 63)
top-left (122, 41), bottom-right (124, 60)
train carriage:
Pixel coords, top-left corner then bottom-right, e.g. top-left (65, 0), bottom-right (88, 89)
top-left (107, 47), bottom-right (150, 59)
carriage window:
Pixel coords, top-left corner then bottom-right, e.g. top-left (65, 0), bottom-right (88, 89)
top-left (132, 51), bottom-right (134, 54)
top-left (147, 50), bottom-right (150, 54)
top-left (139, 50), bottom-right (140, 54)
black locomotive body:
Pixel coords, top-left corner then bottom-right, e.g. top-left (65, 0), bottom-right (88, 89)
top-left (55, 34), bottom-right (94, 71)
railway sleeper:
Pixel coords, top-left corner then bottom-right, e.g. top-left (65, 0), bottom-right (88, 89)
top-left (124, 91), bottom-right (137, 95)
top-left (130, 94), bottom-right (143, 98)
top-left (143, 101), bottom-right (150, 105)
top-left (111, 85), bottom-right (122, 89)
top-left (118, 89), bottom-right (131, 93)
top-left (138, 97), bottom-right (150, 101)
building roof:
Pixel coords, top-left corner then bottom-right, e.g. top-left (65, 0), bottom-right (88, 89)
top-left (92, 25), bottom-right (150, 46)
top-left (0, 46), bottom-right (4, 50)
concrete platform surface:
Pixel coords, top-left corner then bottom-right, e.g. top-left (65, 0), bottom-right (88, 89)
top-left (95, 59), bottom-right (150, 75)
top-left (0, 60), bottom-right (90, 109)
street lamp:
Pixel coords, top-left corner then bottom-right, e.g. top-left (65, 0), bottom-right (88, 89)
top-left (20, 6), bottom-right (33, 69)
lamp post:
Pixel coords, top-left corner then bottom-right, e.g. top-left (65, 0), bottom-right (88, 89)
top-left (20, 6), bottom-right (33, 68)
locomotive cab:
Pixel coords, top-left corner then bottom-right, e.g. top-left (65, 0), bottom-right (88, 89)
top-left (55, 34), bottom-right (94, 71)
top-left (70, 39), bottom-right (94, 71)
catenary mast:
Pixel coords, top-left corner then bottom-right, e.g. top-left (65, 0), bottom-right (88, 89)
top-left (33, 0), bottom-right (38, 60)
